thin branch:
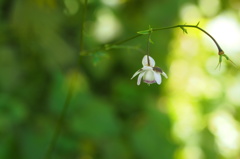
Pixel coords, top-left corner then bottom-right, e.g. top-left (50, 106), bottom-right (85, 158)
top-left (152, 25), bottom-right (223, 52)
top-left (44, 77), bottom-right (75, 159)
top-left (80, 0), bottom-right (88, 52)
top-left (83, 24), bottom-right (235, 69)
top-left (91, 24), bottom-right (223, 56)
top-left (147, 30), bottom-right (152, 65)
top-left (113, 34), bottom-right (142, 45)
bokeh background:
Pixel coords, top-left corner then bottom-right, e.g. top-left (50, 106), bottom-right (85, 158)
top-left (1, 0), bottom-right (240, 159)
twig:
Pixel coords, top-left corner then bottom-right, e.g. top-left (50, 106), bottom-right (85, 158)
top-left (44, 77), bottom-right (75, 159)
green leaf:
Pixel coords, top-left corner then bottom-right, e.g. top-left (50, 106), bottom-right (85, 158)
top-left (104, 44), bottom-right (111, 50)
top-left (216, 53), bottom-right (238, 70)
top-left (92, 51), bottom-right (108, 65)
top-left (215, 54), bottom-right (223, 70)
top-left (137, 30), bottom-right (150, 34)
top-left (223, 54), bottom-right (239, 68)
top-left (149, 38), bottom-right (154, 44)
top-left (180, 26), bottom-right (188, 34)
top-left (222, 54), bottom-right (229, 60)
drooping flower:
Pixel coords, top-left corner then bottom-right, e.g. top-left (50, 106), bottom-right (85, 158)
top-left (131, 55), bottom-right (168, 85)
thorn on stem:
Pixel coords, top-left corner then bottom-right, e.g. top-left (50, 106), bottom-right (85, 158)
top-left (196, 21), bottom-right (200, 26)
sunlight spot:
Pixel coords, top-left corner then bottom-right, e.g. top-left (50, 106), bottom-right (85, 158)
top-left (227, 81), bottom-right (240, 105)
top-left (205, 56), bottom-right (226, 75)
top-left (180, 36), bottom-right (200, 57)
top-left (101, 0), bottom-right (121, 7)
top-left (186, 72), bottom-right (206, 97)
top-left (199, 0), bottom-right (220, 17)
top-left (180, 3), bottom-right (202, 23)
top-left (93, 8), bottom-right (122, 43)
top-left (209, 111), bottom-right (240, 157)
top-left (172, 102), bottom-right (201, 141)
top-left (169, 60), bottom-right (188, 82)
top-left (182, 146), bottom-right (203, 159)
top-left (203, 79), bottom-right (222, 98)
top-left (64, 0), bottom-right (79, 15)
top-left (205, 12), bottom-right (240, 54)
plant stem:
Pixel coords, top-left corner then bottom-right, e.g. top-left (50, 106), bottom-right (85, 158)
top-left (101, 24), bottom-right (223, 54)
top-left (113, 34), bottom-right (142, 45)
top-left (44, 79), bottom-right (75, 159)
top-left (80, 0), bottom-right (88, 52)
top-left (147, 31), bottom-right (152, 65)
top-left (152, 25), bottom-right (223, 52)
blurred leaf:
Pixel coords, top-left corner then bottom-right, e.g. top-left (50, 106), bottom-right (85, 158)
top-left (130, 109), bottom-right (176, 159)
top-left (68, 98), bottom-right (120, 139)
top-left (137, 30), bottom-right (150, 34)
top-left (92, 51), bottom-right (108, 66)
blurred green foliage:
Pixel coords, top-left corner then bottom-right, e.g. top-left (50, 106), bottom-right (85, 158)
top-left (0, 0), bottom-right (240, 159)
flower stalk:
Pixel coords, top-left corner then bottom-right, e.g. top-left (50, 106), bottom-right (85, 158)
top-left (44, 77), bottom-right (75, 159)
top-left (146, 27), bottom-right (153, 66)
top-left (153, 24), bottom-right (223, 52)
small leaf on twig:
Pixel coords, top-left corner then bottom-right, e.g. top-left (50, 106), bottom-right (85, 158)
top-left (215, 52), bottom-right (239, 70)
top-left (92, 51), bottom-right (108, 65)
top-left (215, 54), bottom-right (223, 70)
top-left (180, 26), bottom-right (188, 34)
top-left (149, 38), bottom-right (154, 44)
top-left (137, 30), bottom-right (150, 34)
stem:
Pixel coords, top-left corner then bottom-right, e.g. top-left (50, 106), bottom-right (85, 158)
top-left (152, 25), bottom-right (223, 52)
top-left (81, 34), bottom-right (142, 56)
top-left (113, 34), bottom-right (142, 45)
top-left (107, 24), bottom-right (223, 53)
top-left (147, 31), bottom-right (152, 65)
top-left (44, 78), bottom-right (75, 159)
top-left (80, 0), bottom-right (88, 52)
top-left (84, 24), bottom-right (224, 60)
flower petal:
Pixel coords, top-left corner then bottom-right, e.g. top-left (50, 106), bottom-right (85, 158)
top-left (131, 69), bottom-right (142, 79)
top-left (161, 72), bottom-right (168, 78)
top-left (142, 55), bottom-right (155, 67)
top-left (153, 71), bottom-right (162, 85)
top-left (143, 70), bottom-right (155, 82)
top-left (142, 66), bottom-right (153, 71)
top-left (137, 72), bottom-right (145, 85)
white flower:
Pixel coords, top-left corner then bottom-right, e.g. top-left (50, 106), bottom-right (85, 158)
top-left (131, 55), bottom-right (168, 85)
